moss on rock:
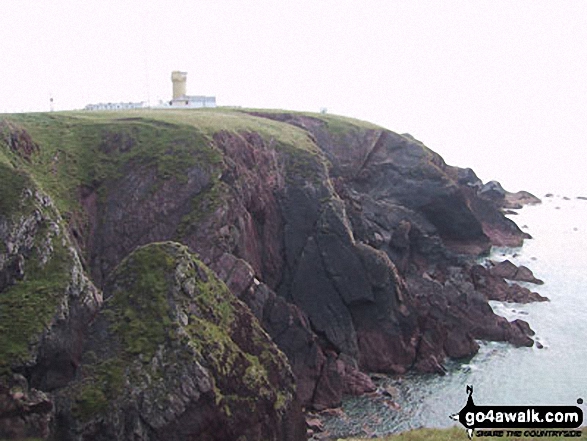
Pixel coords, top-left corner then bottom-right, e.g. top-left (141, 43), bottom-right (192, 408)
top-left (0, 232), bottom-right (71, 368)
top-left (59, 241), bottom-right (298, 440)
top-left (0, 165), bottom-right (75, 371)
top-left (106, 244), bottom-right (176, 358)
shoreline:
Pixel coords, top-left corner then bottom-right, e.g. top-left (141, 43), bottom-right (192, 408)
top-left (311, 198), bottom-right (587, 440)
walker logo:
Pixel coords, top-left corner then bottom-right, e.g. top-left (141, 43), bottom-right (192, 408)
top-left (449, 386), bottom-right (584, 439)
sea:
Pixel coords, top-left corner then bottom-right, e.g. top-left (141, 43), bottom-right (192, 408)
top-left (321, 194), bottom-right (587, 438)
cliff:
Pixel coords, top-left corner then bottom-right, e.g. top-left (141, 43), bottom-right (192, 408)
top-left (0, 110), bottom-right (542, 439)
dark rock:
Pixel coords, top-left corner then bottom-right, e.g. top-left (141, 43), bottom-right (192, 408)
top-left (312, 352), bottom-right (344, 410)
top-left (305, 416), bottom-right (324, 432)
top-left (472, 265), bottom-right (548, 303)
top-left (456, 167), bottom-right (482, 188)
top-left (212, 252), bottom-right (255, 298)
top-left (339, 357), bottom-right (376, 396)
top-left (490, 260), bottom-right (519, 279)
top-left (503, 190), bottom-right (541, 208)
top-left (0, 375), bottom-right (53, 440)
top-left (479, 180), bottom-right (506, 200)
top-left (243, 275), bottom-right (328, 408)
top-left (515, 265), bottom-right (544, 285)
top-left (509, 319), bottom-right (535, 346)
top-left (289, 235), bottom-right (359, 357)
top-left (490, 260), bottom-right (544, 285)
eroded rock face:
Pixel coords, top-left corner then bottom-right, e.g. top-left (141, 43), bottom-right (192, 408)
top-left (53, 242), bottom-right (304, 441)
top-left (78, 112), bottom-right (538, 408)
top-left (1, 110), bottom-right (544, 434)
top-left (249, 113), bottom-right (537, 369)
top-left (0, 165), bottom-right (101, 438)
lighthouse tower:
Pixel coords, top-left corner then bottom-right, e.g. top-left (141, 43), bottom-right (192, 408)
top-left (169, 71), bottom-right (216, 108)
top-left (171, 71), bottom-right (187, 100)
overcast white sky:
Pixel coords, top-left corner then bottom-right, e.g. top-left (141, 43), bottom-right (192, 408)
top-left (1, 1), bottom-right (586, 195)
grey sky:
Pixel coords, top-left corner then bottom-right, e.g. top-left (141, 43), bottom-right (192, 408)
top-left (1, 1), bottom-right (586, 194)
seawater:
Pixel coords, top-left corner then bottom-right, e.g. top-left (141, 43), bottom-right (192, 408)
top-left (322, 195), bottom-right (587, 438)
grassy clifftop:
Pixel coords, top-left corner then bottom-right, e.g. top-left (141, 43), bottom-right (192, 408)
top-left (0, 108), bottom-right (375, 216)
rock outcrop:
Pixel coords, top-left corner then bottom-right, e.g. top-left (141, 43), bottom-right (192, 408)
top-left (0, 162), bottom-right (101, 439)
top-left (488, 260), bottom-right (544, 285)
top-left (52, 242), bottom-right (303, 441)
top-left (0, 110), bottom-right (544, 438)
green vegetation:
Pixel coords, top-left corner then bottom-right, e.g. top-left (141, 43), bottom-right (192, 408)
top-left (73, 358), bottom-right (125, 421)
top-left (0, 108), bottom-right (341, 220)
top-left (0, 113), bottom-right (223, 214)
top-left (0, 187), bottom-right (72, 371)
top-left (0, 162), bottom-right (29, 217)
top-left (0, 107), bottom-right (385, 221)
top-left (341, 427), bottom-right (585, 441)
top-left (71, 242), bottom-right (286, 421)
top-left (72, 243), bottom-right (177, 420)
top-left (192, 263), bottom-right (236, 328)
top-left (311, 112), bottom-right (383, 137)
top-left (236, 107), bottom-right (383, 134)
top-left (106, 244), bottom-right (176, 357)
top-left (176, 179), bottom-right (229, 237)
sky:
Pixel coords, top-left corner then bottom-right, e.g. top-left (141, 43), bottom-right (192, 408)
top-left (1, 0), bottom-right (586, 195)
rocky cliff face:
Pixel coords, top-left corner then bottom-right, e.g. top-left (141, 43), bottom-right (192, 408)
top-left (53, 242), bottom-right (302, 441)
top-left (0, 162), bottom-right (101, 438)
top-left (0, 110), bottom-right (541, 438)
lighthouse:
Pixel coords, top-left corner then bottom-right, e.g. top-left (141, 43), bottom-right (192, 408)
top-left (171, 71), bottom-right (188, 100)
top-left (169, 71), bottom-right (216, 108)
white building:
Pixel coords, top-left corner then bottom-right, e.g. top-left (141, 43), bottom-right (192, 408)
top-left (84, 101), bottom-right (146, 111)
top-left (168, 95), bottom-right (217, 108)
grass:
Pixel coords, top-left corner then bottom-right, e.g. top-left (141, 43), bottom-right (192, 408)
top-left (0, 162), bottom-right (29, 217)
top-left (0, 108), bottom-right (330, 217)
top-left (64, 108), bottom-right (320, 153)
top-left (236, 107), bottom-right (384, 134)
top-left (340, 426), bottom-right (585, 440)
top-left (1, 113), bottom-right (223, 214)
top-left (0, 108), bottom-right (386, 217)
